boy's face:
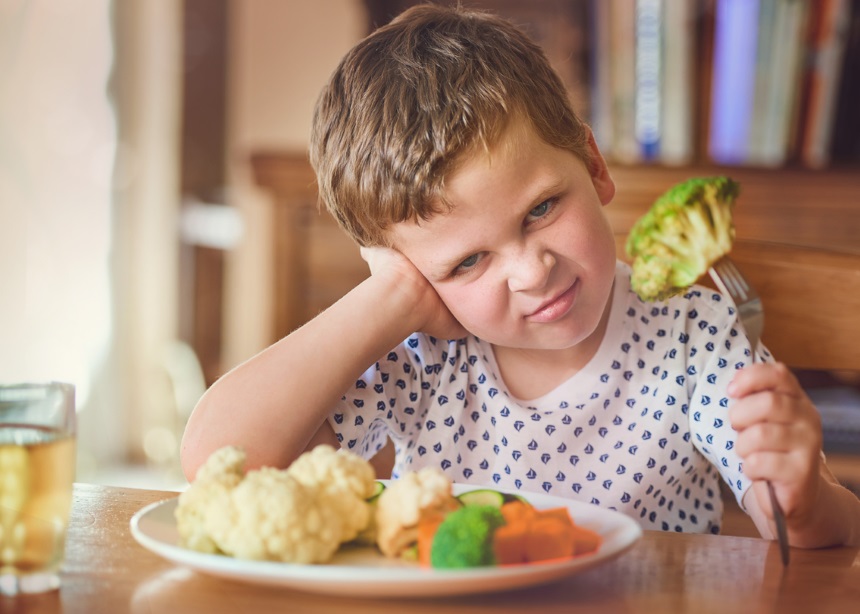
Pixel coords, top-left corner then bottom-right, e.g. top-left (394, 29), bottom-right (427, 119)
top-left (389, 121), bottom-right (617, 351)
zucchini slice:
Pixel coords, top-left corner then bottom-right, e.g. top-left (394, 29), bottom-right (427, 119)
top-left (368, 481), bottom-right (386, 502)
top-left (456, 488), bottom-right (506, 508)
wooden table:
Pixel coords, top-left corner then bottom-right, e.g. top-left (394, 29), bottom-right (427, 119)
top-left (4, 484), bottom-right (859, 614)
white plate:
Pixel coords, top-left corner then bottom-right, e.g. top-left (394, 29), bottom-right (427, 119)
top-left (130, 483), bottom-right (642, 598)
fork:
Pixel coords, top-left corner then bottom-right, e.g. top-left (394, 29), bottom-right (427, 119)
top-left (709, 256), bottom-right (790, 566)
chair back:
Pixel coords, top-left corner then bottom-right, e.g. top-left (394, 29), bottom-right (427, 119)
top-left (615, 237), bottom-right (860, 372)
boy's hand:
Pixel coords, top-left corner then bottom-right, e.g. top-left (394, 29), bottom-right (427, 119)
top-left (360, 246), bottom-right (468, 340)
top-left (727, 362), bottom-right (824, 530)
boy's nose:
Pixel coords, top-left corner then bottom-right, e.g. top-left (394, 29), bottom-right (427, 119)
top-left (506, 245), bottom-right (555, 293)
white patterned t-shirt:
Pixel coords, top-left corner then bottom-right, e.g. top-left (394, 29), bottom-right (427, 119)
top-left (328, 261), bottom-right (767, 534)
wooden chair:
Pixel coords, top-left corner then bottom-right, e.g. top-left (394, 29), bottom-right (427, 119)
top-left (720, 241), bottom-right (860, 535)
top-left (614, 237), bottom-right (860, 371)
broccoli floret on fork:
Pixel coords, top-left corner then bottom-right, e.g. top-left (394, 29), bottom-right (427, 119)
top-left (625, 176), bottom-right (740, 302)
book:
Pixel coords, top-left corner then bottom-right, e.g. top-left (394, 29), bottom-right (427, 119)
top-left (831, 0), bottom-right (860, 162)
top-left (747, 0), bottom-right (778, 164)
top-left (750, 0), bottom-right (810, 167)
top-left (708, 0), bottom-right (761, 165)
top-left (634, 0), bottom-right (662, 160)
top-left (609, 0), bottom-right (640, 163)
top-left (660, 0), bottom-right (695, 165)
top-left (695, 0), bottom-right (718, 163)
top-left (800, 0), bottom-right (852, 167)
top-left (589, 0), bottom-right (614, 154)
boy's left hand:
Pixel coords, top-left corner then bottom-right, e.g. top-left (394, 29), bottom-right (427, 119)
top-left (727, 362), bottom-right (824, 531)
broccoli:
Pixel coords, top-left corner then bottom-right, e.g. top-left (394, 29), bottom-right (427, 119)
top-left (625, 176), bottom-right (740, 301)
top-left (429, 504), bottom-right (506, 569)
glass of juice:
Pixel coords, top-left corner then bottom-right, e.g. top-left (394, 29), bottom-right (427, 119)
top-left (0, 382), bottom-right (76, 596)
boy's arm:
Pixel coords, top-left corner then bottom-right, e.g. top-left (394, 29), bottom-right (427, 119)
top-left (730, 363), bottom-right (860, 547)
top-left (180, 271), bottom-right (423, 481)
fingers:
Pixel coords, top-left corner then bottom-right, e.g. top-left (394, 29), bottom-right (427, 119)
top-left (734, 421), bottom-right (820, 467)
top-left (728, 362), bottom-right (824, 510)
top-left (728, 387), bottom-right (820, 432)
top-left (359, 245), bottom-right (399, 272)
top-left (742, 450), bottom-right (813, 482)
top-left (727, 362), bottom-right (801, 400)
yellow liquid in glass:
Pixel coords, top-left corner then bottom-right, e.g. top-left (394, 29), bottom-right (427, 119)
top-left (0, 426), bottom-right (76, 572)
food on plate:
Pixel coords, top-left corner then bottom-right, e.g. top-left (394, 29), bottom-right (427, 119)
top-left (428, 504), bottom-right (506, 568)
top-left (626, 176), bottom-right (740, 301)
top-left (374, 466), bottom-right (461, 557)
top-left (351, 480), bottom-right (387, 546)
top-left (175, 446), bottom-right (601, 569)
top-left (456, 487), bottom-right (526, 507)
top-left (283, 443), bottom-right (378, 543)
top-left (413, 497), bottom-right (601, 568)
top-left (175, 445), bottom-right (376, 563)
top-left (493, 500), bottom-right (601, 564)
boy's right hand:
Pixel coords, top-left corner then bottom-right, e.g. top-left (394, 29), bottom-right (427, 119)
top-left (360, 245), bottom-right (468, 340)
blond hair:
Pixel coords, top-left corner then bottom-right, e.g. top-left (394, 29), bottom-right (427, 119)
top-left (309, 3), bottom-right (591, 246)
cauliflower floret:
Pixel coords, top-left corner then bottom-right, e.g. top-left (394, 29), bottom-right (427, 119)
top-left (375, 467), bottom-right (459, 558)
top-left (286, 444), bottom-right (377, 542)
top-left (175, 445), bottom-right (245, 553)
top-left (175, 445), bottom-right (378, 563)
top-left (205, 467), bottom-right (345, 563)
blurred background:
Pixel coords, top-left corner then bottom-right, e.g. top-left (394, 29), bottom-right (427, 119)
top-left (1, 0), bottom-right (369, 489)
top-left (2, 0), bottom-right (858, 491)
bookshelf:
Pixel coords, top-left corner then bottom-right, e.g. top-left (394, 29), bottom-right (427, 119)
top-left (365, 0), bottom-right (860, 169)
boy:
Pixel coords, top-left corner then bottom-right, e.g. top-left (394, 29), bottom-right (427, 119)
top-left (181, 4), bottom-right (859, 545)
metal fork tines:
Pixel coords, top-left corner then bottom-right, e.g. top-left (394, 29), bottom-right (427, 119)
top-left (709, 257), bottom-right (764, 353)
top-left (708, 256), bottom-right (790, 566)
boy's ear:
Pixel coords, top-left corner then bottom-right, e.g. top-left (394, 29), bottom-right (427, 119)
top-left (584, 128), bottom-right (615, 206)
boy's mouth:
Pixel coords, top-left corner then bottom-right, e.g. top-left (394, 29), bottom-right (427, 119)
top-left (525, 280), bottom-right (579, 323)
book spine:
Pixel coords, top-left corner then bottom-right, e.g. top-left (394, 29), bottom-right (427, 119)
top-left (747, 0), bottom-right (777, 163)
top-left (708, 0), bottom-right (760, 165)
top-left (831, 0), bottom-right (860, 162)
top-left (801, 0), bottom-right (852, 168)
top-left (754, 0), bottom-right (809, 167)
top-left (660, 0), bottom-right (694, 165)
top-left (610, 0), bottom-right (641, 163)
top-left (589, 0), bottom-right (615, 154)
top-left (635, 0), bottom-right (663, 161)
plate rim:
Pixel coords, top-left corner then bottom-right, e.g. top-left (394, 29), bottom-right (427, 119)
top-left (130, 482), bottom-right (643, 597)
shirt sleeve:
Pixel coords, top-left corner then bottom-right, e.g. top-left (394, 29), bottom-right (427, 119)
top-left (682, 288), bottom-right (767, 510)
top-left (326, 333), bottom-right (450, 459)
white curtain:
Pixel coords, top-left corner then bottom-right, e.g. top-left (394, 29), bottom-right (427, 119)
top-left (0, 0), bottom-right (185, 486)
top-left (0, 1), bottom-right (115, 470)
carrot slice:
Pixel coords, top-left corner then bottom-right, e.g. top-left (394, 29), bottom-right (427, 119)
top-left (525, 516), bottom-right (575, 561)
top-left (493, 522), bottom-right (529, 564)
top-left (500, 500), bottom-right (536, 524)
top-left (536, 506), bottom-right (576, 524)
top-left (570, 525), bottom-right (602, 556)
top-left (417, 510), bottom-right (447, 567)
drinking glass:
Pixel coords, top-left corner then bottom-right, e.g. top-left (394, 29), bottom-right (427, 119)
top-left (0, 382), bottom-right (76, 596)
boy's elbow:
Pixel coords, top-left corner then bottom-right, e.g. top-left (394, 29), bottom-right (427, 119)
top-left (179, 398), bottom-right (215, 482)
top-left (179, 427), bottom-right (203, 483)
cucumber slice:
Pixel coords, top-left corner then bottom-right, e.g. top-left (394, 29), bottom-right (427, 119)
top-left (457, 488), bottom-right (506, 508)
top-left (502, 492), bottom-right (530, 505)
top-left (368, 481), bottom-right (386, 502)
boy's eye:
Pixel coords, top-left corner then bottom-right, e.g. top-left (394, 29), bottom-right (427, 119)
top-left (526, 198), bottom-right (555, 223)
top-left (453, 253), bottom-right (480, 274)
